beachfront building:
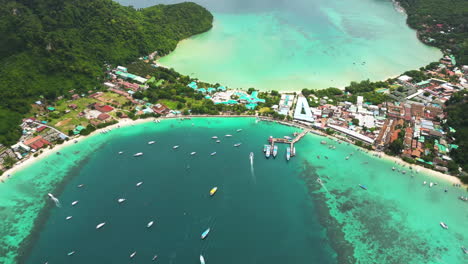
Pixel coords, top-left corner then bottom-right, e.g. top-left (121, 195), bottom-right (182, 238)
top-left (210, 90), bottom-right (265, 110)
top-left (278, 94), bottom-right (294, 115)
top-left (293, 96), bottom-right (314, 123)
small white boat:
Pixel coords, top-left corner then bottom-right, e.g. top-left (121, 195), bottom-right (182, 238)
top-left (118, 198), bottom-right (126, 203)
top-left (134, 152), bottom-right (143, 157)
top-left (200, 255), bottom-right (205, 264)
top-left (67, 251), bottom-right (75, 256)
top-left (118, 151), bottom-right (124, 155)
top-left (440, 222), bottom-right (448, 229)
top-left (173, 145), bottom-right (179, 149)
top-left (148, 141), bottom-right (156, 145)
top-left (423, 181), bottom-right (427, 185)
top-left (225, 134), bottom-right (232, 137)
top-left (216, 140), bottom-right (221, 143)
top-left (147, 221), bottom-right (154, 228)
top-left (136, 182), bottom-right (143, 187)
top-left (201, 228), bottom-right (210, 239)
top-left (210, 152), bottom-right (217, 156)
top-left (191, 152), bottom-right (197, 155)
top-left (77, 184), bottom-right (84, 188)
top-left (236, 129), bottom-right (242, 132)
top-left (96, 222), bottom-right (106, 229)
top-left (345, 156), bottom-right (350, 160)
top-left (130, 251), bottom-right (136, 258)
top-left (66, 216), bottom-right (72, 220)
top-left (233, 143), bottom-right (241, 147)
top-left (152, 255), bottom-right (158, 261)
top-left (211, 136), bottom-right (218, 139)
top-left (71, 200), bottom-right (79, 206)
top-left (430, 182), bottom-right (434, 188)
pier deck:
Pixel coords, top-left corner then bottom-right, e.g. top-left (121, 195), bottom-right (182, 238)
top-left (268, 129), bottom-right (310, 157)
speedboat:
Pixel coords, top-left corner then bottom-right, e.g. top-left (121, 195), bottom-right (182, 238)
top-left (67, 251), bottom-right (75, 256)
top-left (71, 200), bottom-right (79, 206)
top-left (173, 145), bottom-right (179, 149)
top-left (286, 147), bottom-right (291, 161)
top-left (118, 198), bottom-right (126, 203)
top-left (152, 255), bottom-right (158, 261)
top-left (77, 184), bottom-right (84, 188)
top-left (130, 252), bottom-right (136, 258)
top-left (134, 152), bottom-right (143, 157)
top-left (284, 136), bottom-right (292, 140)
top-left (147, 221), bottom-right (154, 228)
top-left (211, 136), bottom-right (218, 139)
top-left (191, 152), bottom-right (197, 155)
top-left (292, 147), bottom-right (296, 156)
top-left (359, 184), bottom-right (368, 190)
top-left (118, 151), bottom-right (124, 155)
top-left (234, 143), bottom-right (241, 147)
top-left (423, 181), bottom-right (427, 185)
top-left (200, 255), bottom-right (205, 264)
top-left (462, 246), bottom-right (468, 254)
top-left (210, 152), bottom-right (217, 156)
top-left (210, 187), bottom-right (218, 196)
top-left (392, 167), bottom-right (395, 171)
top-left (148, 141), bottom-right (156, 145)
top-left (272, 145), bottom-right (278, 157)
top-left (265, 145), bottom-right (271, 158)
top-left (345, 156), bottom-right (350, 160)
top-left (263, 145), bottom-right (268, 152)
top-left (136, 182), bottom-right (143, 187)
top-left (201, 228), bottom-right (210, 239)
top-left (440, 222), bottom-right (448, 229)
top-left (66, 216), bottom-right (72, 220)
top-left (225, 134), bottom-right (232, 137)
top-left (236, 129), bottom-right (242, 132)
top-left (96, 222), bottom-right (106, 229)
top-left (430, 182), bottom-right (434, 187)
top-left (250, 152), bottom-right (254, 161)
top-left (216, 140), bottom-right (221, 143)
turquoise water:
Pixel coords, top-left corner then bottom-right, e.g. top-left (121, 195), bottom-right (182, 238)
top-left (119, 0), bottom-right (441, 90)
top-left (0, 118), bottom-right (467, 264)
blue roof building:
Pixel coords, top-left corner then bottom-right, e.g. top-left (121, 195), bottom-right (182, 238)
top-left (188, 82), bottom-right (198, 89)
top-left (217, 86), bottom-right (226, 91)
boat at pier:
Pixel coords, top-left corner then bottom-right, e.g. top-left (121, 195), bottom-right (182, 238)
top-left (292, 147), bottom-right (296, 156)
top-left (263, 145), bottom-right (268, 152)
top-left (273, 145), bottom-right (278, 157)
top-left (265, 145), bottom-right (271, 158)
top-left (286, 147), bottom-right (291, 161)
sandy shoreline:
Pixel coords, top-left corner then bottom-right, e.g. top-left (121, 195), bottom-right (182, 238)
top-left (1, 116), bottom-right (464, 188)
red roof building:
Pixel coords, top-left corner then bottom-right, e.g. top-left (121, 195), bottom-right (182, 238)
top-left (97, 113), bottom-right (111, 121)
top-left (36, 126), bottom-right (47, 132)
top-left (152, 104), bottom-right (170, 115)
top-left (95, 104), bottom-right (114, 113)
top-left (24, 136), bottom-right (51, 150)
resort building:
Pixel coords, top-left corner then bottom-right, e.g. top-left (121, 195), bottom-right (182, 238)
top-left (293, 96), bottom-right (314, 123)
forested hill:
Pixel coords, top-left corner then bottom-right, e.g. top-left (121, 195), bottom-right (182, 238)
top-left (0, 0), bottom-right (213, 145)
top-left (396, 0), bottom-right (468, 65)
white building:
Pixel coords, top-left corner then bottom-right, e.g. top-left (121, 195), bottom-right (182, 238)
top-left (293, 96), bottom-right (314, 123)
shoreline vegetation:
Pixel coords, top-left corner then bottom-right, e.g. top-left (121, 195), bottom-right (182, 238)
top-left (2, 116), bottom-right (464, 188)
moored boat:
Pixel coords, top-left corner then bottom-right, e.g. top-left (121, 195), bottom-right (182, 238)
top-left (359, 184), bottom-right (368, 190)
top-left (265, 145), bottom-right (271, 158)
top-left (234, 143), bottom-right (241, 147)
top-left (284, 136), bottom-right (292, 140)
top-left (212, 136), bottom-right (218, 139)
top-left (430, 182), bottom-right (434, 187)
top-left (201, 228), bottom-right (210, 239)
top-left (225, 134), bottom-right (232, 137)
top-left (263, 145), bottom-right (268, 152)
top-left (423, 181), bottom-right (427, 185)
top-left (148, 141), bottom-right (156, 145)
top-left (210, 152), bottom-right (217, 156)
top-left (216, 140), bottom-right (221, 143)
top-left (173, 145), bottom-right (179, 149)
top-left (133, 152), bottom-right (143, 157)
top-left (440, 222), bottom-right (448, 229)
top-left (153, 255), bottom-right (158, 261)
top-left (462, 246), bottom-right (468, 254)
top-left (191, 152), bottom-right (197, 155)
top-left (71, 200), bottom-right (79, 206)
top-left (136, 182), bottom-right (143, 187)
top-left (147, 221), bottom-right (154, 228)
top-left (200, 255), bottom-right (206, 264)
top-left (210, 187), bottom-right (218, 196)
top-left (67, 251), bottom-right (75, 256)
top-left (118, 198), bottom-right (126, 203)
top-left (66, 216), bottom-right (72, 220)
top-left (236, 129), bottom-right (242, 132)
top-left (130, 252), bottom-right (136, 258)
top-left (96, 222), bottom-right (106, 229)
top-left (273, 145), bottom-right (278, 157)
top-left (118, 151), bottom-right (124, 155)
top-left (286, 147), bottom-right (291, 161)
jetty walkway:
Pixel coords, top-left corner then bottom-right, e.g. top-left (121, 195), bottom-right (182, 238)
top-left (269, 129), bottom-right (310, 157)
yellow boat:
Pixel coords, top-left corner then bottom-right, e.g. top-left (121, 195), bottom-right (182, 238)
top-left (210, 187), bottom-right (218, 196)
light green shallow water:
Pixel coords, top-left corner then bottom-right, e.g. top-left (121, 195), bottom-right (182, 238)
top-left (0, 118), bottom-right (466, 264)
top-left (148, 0), bottom-right (442, 90)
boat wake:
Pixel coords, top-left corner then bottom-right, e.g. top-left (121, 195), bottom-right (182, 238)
top-left (48, 193), bottom-right (61, 207)
top-left (316, 178), bottom-right (330, 195)
top-left (249, 152), bottom-right (256, 184)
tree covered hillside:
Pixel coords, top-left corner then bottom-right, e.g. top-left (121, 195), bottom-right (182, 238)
top-left (396, 0), bottom-right (468, 65)
top-left (0, 0), bottom-right (213, 145)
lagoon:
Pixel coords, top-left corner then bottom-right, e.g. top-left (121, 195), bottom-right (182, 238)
top-left (119, 0), bottom-right (442, 90)
top-left (0, 118), bottom-right (466, 264)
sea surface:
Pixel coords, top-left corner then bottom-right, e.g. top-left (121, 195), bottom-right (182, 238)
top-left (0, 118), bottom-right (466, 264)
top-left (118, 0), bottom-right (441, 90)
